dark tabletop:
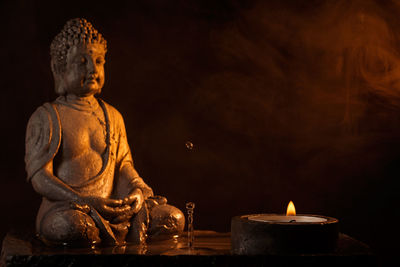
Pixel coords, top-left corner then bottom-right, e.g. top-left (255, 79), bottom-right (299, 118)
top-left (1, 230), bottom-right (376, 267)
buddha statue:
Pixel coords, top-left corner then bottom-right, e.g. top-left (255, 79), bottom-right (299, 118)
top-left (24, 18), bottom-right (185, 247)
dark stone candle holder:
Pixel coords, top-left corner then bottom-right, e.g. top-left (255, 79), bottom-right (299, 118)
top-left (231, 214), bottom-right (339, 255)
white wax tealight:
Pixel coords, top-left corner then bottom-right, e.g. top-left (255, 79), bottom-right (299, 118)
top-left (248, 214), bottom-right (327, 223)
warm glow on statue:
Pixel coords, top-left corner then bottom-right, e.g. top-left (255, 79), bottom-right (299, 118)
top-left (24, 18), bottom-right (184, 247)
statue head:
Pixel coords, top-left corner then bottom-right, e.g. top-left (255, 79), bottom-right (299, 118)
top-left (50, 18), bottom-right (107, 96)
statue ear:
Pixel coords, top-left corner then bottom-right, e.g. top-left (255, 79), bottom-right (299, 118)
top-left (51, 59), bottom-right (65, 95)
top-left (50, 59), bottom-right (59, 75)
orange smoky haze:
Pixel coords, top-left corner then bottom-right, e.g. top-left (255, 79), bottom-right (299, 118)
top-left (194, 0), bottom-right (400, 138)
top-left (182, 0), bottom-right (400, 223)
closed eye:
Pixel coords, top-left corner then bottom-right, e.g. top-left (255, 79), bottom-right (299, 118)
top-left (96, 57), bottom-right (105, 65)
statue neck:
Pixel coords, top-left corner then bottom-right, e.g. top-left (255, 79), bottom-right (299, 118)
top-left (56, 94), bottom-right (100, 112)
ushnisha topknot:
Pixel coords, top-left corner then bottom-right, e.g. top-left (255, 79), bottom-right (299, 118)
top-left (50, 18), bottom-right (107, 74)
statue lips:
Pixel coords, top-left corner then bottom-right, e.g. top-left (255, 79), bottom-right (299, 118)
top-left (85, 75), bottom-right (99, 87)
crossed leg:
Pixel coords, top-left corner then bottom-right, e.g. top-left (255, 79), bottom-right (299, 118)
top-left (39, 209), bottom-right (100, 246)
top-left (38, 202), bottom-right (185, 246)
top-left (126, 203), bottom-right (185, 243)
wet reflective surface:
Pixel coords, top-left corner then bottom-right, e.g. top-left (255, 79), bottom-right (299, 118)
top-left (1, 230), bottom-right (377, 267)
top-left (5, 230), bottom-right (231, 256)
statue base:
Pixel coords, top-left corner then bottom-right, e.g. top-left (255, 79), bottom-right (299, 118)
top-left (1, 230), bottom-right (376, 267)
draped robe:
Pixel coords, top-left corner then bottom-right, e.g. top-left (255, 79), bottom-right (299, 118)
top-left (25, 97), bottom-right (153, 244)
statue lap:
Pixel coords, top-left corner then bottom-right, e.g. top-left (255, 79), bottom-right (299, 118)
top-left (39, 202), bottom-right (184, 246)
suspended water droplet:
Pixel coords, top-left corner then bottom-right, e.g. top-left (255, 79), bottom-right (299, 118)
top-left (185, 141), bottom-right (194, 150)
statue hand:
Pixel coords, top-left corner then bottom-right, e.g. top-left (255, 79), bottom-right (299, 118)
top-left (111, 189), bottom-right (144, 224)
top-left (123, 188), bottom-right (144, 214)
top-left (81, 195), bottom-right (131, 220)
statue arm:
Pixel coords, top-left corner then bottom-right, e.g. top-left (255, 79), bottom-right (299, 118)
top-left (25, 106), bottom-right (81, 202)
top-left (119, 164), bottom-right (154, 199)
top-left (113, 111), bottom-right (153, 200)
top-left (31, 161), bottom-right (81, 202)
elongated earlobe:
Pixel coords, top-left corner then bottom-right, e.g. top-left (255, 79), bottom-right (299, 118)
top-left (51, 59), bottom-right (65, 95)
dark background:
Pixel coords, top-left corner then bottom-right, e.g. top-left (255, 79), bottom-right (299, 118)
top-left (1, 0), bottom-right (399, 264)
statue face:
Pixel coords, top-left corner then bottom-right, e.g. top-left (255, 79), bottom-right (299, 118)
top-left (62, 43), bottom-right (106, 96)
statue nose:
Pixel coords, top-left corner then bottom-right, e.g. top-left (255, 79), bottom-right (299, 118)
top-left (87, 59), bottom-right (99, 74)
top-left (88, 66), bottom-right (98, 74)
top-left (88, 68), bottom-right (98, 75)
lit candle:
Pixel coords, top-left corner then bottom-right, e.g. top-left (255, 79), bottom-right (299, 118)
top-left (231, 201), bottom-right (339, 255)
top-left (247, 201), bottom-right (328, 223)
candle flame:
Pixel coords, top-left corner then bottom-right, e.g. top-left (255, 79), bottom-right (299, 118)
top-left (286, 201), bottom-right (296, 216)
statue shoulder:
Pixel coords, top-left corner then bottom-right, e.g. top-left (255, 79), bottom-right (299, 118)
top-left (98, 99), bottom-right (125, 124)
top-left (25, 103), bottom-right (61, 180)
top-left (26, 104), bottom-right (53, 140)
top-left (26, 103), bottom-right (60, 135)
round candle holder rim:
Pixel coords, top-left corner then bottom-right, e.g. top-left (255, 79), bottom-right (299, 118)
top-left (238, 213), bottom-right (339, 225)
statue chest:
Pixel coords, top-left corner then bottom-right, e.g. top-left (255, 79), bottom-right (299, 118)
top-left (58, 107), bottom-right (107, 158)
top-left (53, 106), bottom-right (109, 186)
